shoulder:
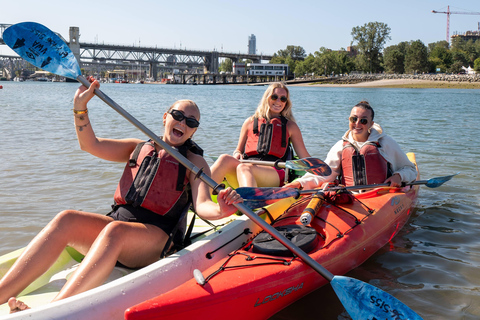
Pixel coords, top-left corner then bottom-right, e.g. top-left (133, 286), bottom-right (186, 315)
top-left (187, 151), bottom-right (208, 168)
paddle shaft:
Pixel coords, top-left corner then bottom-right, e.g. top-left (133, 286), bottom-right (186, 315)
top-left (241, 159), bottom-right (286, 169)
top-left (76, 75), bottom-right (336, 282)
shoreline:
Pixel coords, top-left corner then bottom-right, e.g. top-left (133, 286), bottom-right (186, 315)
top-left (289, 78), bottom-right (480, 89)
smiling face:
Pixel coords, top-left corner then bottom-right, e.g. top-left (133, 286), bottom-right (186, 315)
top-left (349, 106), bottom-right (374, 142)
top-left (268, 87), bottom-right (288, 117)
top-left (163, 100), bottom-right (200, 146)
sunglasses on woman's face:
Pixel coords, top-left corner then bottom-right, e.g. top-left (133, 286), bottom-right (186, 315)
top-left (270, 94), bottom-right (288, 103)
top-left (168, 109), bottom-right (200, 128)
top-left (349, 116), bottom-right (369, 125)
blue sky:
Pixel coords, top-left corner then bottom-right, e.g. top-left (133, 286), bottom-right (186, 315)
top-left (1, 0), bottom-right (479, 57)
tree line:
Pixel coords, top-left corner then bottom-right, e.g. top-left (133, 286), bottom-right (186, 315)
top-left (220, 22), bottom-right (480, 76)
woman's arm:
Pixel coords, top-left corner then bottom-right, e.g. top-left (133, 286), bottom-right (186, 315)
top-left (189, 153), bottom-right (241, 220)
top-left (380, 135), bottom-right (417, 183)
top-left (232, 118), bottom-right (251, 159)
top-left (288, 121), bottom-right (310, 159)
top-left (73, 78), bottom-right (142, 162)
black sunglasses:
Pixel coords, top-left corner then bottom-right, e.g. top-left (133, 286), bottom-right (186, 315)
top-left (271, 94), bottom-right (288, 103)
top-left (349, 116), bottom-right (369, 125)
top-left (168, 109), bottom-right (200, 128)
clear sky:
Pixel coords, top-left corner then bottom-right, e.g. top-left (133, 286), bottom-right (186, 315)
top-left (1, 0), bottom-right (479, 57)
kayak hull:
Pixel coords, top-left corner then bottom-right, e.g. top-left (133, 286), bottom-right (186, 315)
top-left (0, 197), bottom-right (295, 320)
top-left (125, 154), bottom-right (420, 320)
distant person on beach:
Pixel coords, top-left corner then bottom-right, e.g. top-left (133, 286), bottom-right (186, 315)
top-left (2, 77), bottom-right (242, 313)
top-left (285, 100), bottom-right (417, 191)
top-left (210, 82), bottom-right (311, 188)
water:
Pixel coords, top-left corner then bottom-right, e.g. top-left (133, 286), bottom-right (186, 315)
top-left (0, 82), bottom-right (479, 319)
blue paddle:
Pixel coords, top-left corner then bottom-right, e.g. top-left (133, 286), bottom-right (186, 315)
top-left (237, 173), bottom-right (459, 209)
top-left (241, 157), bottom-right (332, 176)
top-left (3, 22), bottom-right (423, 320)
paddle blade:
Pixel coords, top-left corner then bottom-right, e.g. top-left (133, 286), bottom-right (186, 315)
top-left (3, 22), bottom-right (81, 79)
top-left (286, 158), bottom-right (332, 176)
top-left (236, 187), bottom-right (299, 201)
top-left (425, 173), bottom-right (459, 188)
top-left (331, 276), bottom-right (423, 320)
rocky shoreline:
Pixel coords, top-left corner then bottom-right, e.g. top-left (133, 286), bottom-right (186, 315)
top-left (335, 73), bottom-right (480, 84)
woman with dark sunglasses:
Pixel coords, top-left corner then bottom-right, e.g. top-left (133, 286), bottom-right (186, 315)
top-left (211, 82), bottom-right (311, 188)
top-left (285, 101), bottom-right (417, 191)
top-left (3, 78), bottom-right (242, 313)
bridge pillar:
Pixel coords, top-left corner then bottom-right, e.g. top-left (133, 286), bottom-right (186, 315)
top-left (149, 63), bottom-right (158, 81)
top-left (69, 27), bottom-right (81, 68)
top-left (204, 51), bottom-right (219, 74)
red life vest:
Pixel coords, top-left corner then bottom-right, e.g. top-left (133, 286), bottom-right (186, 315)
top-left (341, 141), bottom-right (389, 187)
top-left (113, 140), bottom-right (202, 216)
top-left (244, 116), bottom-right (289, 161)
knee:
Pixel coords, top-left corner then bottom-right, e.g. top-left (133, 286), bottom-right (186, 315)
top-left (237, 163), bottom-right (254, 176)
top-left (100, 221), bottom-right (129, 241)
top-left (51, 209), bottom-right (81, 227)
top-left (216, 154), bottom-right (237, 166)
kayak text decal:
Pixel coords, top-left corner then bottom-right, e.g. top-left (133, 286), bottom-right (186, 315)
top-left (390, 196), bottom-right (405, 215)
top-left (254, 282), bottom-right (303, 307)
top-left (369, 295), bottom-right (406, 319)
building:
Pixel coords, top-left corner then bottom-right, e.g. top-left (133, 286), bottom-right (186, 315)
top-left (233, 63), bottom-right (246, 75)
top-left (451, 29), bottom-right (480, 42)
top-left (246, 63), bottom-right (289, 76)
top-left (248, 34), bottom-right (256, 55)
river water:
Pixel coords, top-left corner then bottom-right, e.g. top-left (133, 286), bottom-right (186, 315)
top-left (0, 81), bottom-right (478, 319)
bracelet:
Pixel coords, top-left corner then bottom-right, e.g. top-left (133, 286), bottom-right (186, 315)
top-left (76, 121), bottom-right (90, 132)
top-left (233, 150), bottom-right (242, 156)
top-left (73, 109), bottom-right (88, 115)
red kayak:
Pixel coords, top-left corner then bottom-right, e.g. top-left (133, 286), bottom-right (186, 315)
top-left (126, 154), bottom-right (420, 320)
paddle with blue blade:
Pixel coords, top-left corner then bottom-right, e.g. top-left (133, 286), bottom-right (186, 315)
top-left (237, 173), bottom-right (459, 209)
top-left (4, 22), bottom-right (423, 320)
top-left (241, 157), bottom-right (332, 176)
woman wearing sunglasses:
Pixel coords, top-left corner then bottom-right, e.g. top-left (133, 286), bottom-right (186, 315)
top-left (4, 78), bottom-right (242, 313)
top-left (211, 82), bottom-right (311, 188)
top-left (285, 101), bottom-right (417, 191)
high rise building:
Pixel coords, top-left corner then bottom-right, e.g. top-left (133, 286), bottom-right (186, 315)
top-left (248, 34), bottom-right (256, 55)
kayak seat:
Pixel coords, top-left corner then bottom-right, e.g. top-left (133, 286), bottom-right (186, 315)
top-left (251, 225), bottom-right (319, 257)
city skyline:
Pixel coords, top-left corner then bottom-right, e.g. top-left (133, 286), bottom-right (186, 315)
top-left (1, 0), bottom-right (479, 57)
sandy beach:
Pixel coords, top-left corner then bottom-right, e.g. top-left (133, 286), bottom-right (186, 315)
top-left (291, 78), bottom-right (480, 89)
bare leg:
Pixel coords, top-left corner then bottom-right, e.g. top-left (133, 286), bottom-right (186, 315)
top-left (53, 220), bottom-right (167, 301)
top-left (237, 164), bottom-right (281, 188)
top-left (0, 210), bottom-right (112, 305)
top-left (210, 154), bottom-right (241, 188)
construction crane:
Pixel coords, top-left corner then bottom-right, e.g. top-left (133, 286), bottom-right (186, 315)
top-left (432, 5), bottom-right (480, 43)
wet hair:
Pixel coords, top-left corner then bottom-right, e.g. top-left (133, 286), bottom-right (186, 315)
top-left (253, 82), bottom-right (295, 122)
top-left (167, 99), bottom-right (200, 120)
top-left (354, 101), bottom-right (374, 120)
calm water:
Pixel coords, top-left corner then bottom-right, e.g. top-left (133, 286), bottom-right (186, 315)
top-left (0, 82), bottom-right (479, 319)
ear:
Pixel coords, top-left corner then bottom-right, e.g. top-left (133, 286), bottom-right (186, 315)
top-left (163, 112), bottom-right (167, 126)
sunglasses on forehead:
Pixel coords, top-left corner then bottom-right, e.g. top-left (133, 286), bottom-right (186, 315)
top-left (349, 116), bottom-right (369, 125)
top-left (168, 109), bottom-right (200, 128)
top-left (270, 94), bottom-right (288, 103)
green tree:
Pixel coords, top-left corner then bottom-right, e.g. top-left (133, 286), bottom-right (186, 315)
top-left (294, 54), bottom-right (315, 77)
top-left (219, 58), bottom-right (233, 72)
top-left (383, 45), bottom-right (405, 73)
top-left (351, 22), bottom-right (391, 73)
top-left (404, 40), bottom-right (428, 74)
top-left (474, 57), bottom-right (480, 72)
top-left (428, 41), bottom-right (452, 73)
top-left (271, 45), bottom-right (306, 75)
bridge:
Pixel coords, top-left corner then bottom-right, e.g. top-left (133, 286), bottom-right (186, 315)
top-left (0, 24), bottom-right (273, 81)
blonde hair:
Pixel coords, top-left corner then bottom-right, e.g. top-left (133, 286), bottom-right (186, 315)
top-left (253, 82), bottom-right (295, 122)
top-left (167, 99), bottom-right (200, 120)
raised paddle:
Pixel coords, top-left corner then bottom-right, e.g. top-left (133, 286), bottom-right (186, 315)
top-left (236, 173), bottom-right (459, 208)
top-left (4, 22), bottom-right (423, 320)
top-left (240, 157), bottom-right (332, 176)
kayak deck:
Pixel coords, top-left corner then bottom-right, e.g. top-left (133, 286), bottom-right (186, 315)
top-left (125, 153), bottom-right (420, 320)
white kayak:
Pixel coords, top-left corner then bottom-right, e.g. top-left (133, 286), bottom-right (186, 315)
top-left (0, 199), bottom-right (294, 320)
